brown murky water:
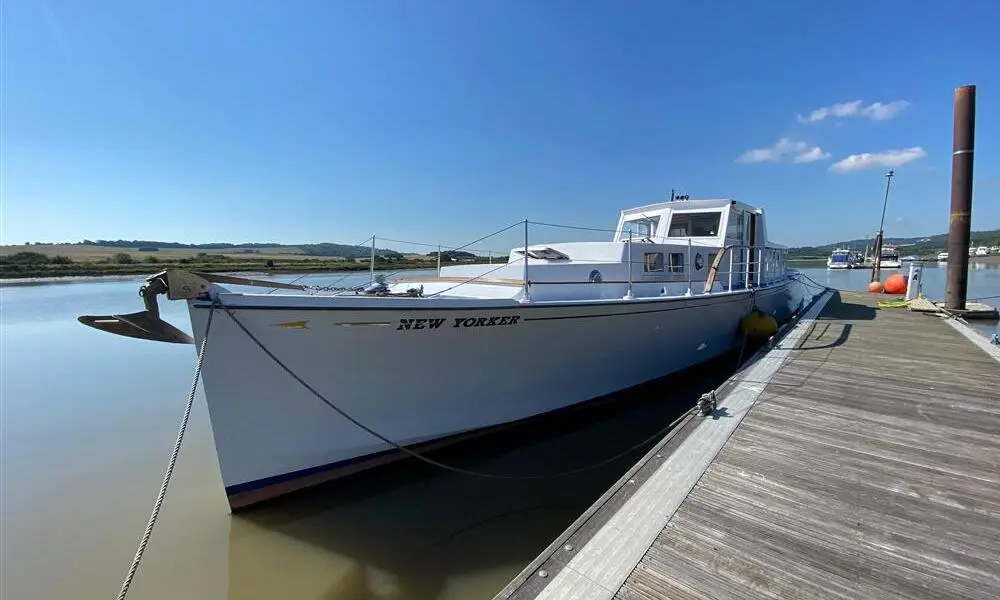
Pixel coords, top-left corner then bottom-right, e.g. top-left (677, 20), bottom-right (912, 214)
top-left (1, 275), bottom-right (736, 600)
top-left (4, 267), bottom-right (995, 599)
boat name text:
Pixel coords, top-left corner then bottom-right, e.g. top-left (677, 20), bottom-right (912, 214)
top-left (397, 315), bottom-right (521, 331)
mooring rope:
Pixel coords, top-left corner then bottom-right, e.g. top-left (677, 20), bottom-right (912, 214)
top-left (790, 271), bottom-right (836, 293)
top-left (218, 299), bottom-right (696, 480)
top-left (116, 305), bottom-right (216, 600)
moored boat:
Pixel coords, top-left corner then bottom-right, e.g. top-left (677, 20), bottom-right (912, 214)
top-left (826, 248), bottom-right (853, 269)
top-left (878, 245), bottom-right (902, 269)
top-left (79, 197), bottom-right (801, 509)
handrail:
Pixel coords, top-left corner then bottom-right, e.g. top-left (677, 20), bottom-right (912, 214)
top-left (703, 243), bottom-right (788, 294)
top-left (393, 242), bottom-right (787, 293)
top-left (394, 277), bottom-right (788, 288)
top-left (522, 220), bottom-right (530, 302)
top-left (299, 218), bottom-right (789, 298)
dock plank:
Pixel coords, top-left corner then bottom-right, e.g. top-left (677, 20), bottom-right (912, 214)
top-left (497, 290), bottom-right (1000, 600)
top-left (621, 292), bottom-right (1000, 600)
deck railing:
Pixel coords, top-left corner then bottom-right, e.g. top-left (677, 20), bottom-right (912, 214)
top-left (303, 220), bottom-right (789, 299)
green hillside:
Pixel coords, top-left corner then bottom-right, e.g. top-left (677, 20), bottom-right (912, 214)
top-left (788, 229), bottom-right (1000, 259)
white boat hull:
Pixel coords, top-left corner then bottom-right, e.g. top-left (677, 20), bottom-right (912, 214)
top-left (188, 281), bottom-right (798, 507)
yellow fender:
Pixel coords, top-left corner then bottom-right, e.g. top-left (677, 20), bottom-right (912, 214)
top-left (740, 309), bottom-right (778, 340)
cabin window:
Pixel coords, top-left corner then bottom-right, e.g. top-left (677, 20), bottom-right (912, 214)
top-left (667, 212), bottom-right (721, 237)
top-left (726, 210), bottom-right (744, 242)
top-left (694, 252), bottom-right (704, 270)
top-left (620, 217), bottom-right (658, 241)
top-left (643, 252), bottom-right (664, 272)
top-left (589, 269), bottom-right (603, 283)
top-left (668, 253), bottom-right (685, 273)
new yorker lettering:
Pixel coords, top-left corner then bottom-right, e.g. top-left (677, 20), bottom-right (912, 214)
top-left (397, 315), bottom-right (521, 331)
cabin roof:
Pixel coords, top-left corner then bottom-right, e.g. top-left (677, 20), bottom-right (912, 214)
top-left (619, 198), bottom-right (759, 217)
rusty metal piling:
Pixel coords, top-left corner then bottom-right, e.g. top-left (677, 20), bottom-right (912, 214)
top-left (945, 84), bottom-right (976, 310)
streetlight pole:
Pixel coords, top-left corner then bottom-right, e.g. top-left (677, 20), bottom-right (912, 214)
top-left (870, 169), bottom-right (895, 282)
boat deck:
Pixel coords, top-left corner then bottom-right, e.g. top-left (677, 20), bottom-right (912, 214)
top-left (494, 290), bottom-right (1000, 600)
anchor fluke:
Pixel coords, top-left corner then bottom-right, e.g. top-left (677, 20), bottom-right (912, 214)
top-left (78, 311), bottom-right (195, 344)
top-left (76, 269), bottom-right (310, 344)
top-left (76, 269), bottom-right (208, 344)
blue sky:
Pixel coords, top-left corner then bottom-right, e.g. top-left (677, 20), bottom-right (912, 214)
top-left (3, 0), bottom-right (999, 250)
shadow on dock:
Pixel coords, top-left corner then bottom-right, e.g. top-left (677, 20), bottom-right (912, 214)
top-left (794, 291), bottom-right (875, 351)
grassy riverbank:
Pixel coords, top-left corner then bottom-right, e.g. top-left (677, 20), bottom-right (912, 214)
top-left (0, 246), bottom-right (502, 280)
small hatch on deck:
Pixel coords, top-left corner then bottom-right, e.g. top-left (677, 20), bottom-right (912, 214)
top-left (515, 247), bottom-right (571, 260)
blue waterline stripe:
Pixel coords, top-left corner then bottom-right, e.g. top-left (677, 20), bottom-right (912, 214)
top-left (225, 447), bottom-right (404, 497)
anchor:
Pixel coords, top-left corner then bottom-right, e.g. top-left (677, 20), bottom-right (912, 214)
top-left (77, 269), bottom-right (306, 344)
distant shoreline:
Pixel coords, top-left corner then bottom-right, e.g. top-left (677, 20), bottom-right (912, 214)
top-left (0, 244), bottom-right (511, 282)
top-left (3, 247), bottom-right (998, 283)
top-left (789, 255), bottom-right (1000, 265)
top-left (0, 259), bottom-right (500, 283)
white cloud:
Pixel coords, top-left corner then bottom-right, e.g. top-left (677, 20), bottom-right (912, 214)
top-left (828, 147), bottom-right (927, 173)
top-left (792, 146), bottom-right (831, 163)
top-left (797, 100), bottom-right (863, 123)
top-left (736, 137), bottom-right (830, 164)
top-left (798, 100), bottom-right (910, 123)
top-left (860, 101), bottom-right (911, 121)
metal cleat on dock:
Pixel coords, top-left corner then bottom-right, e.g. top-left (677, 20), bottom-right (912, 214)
top-left (697, 391), bottom-right (717, 416)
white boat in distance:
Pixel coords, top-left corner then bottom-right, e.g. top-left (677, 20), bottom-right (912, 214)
top-left (879, 245), bottom-right (902, 269)
top-left (79, 197), bottom-right (801, 509)
top-left (826, 248), bottom-right (854, 269)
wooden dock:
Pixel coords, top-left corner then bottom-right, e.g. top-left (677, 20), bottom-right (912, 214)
top-left (906, 296), bottom-right (999, 320)
top-left (495, 290), bottom-right (1000, 600)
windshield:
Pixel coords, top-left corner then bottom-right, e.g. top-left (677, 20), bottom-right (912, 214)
top-left (619, 218), bottom-right (657, 241)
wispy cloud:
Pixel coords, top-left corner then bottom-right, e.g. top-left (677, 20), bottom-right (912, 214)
top-left (828, 147), bottom-right (927, 173)
top-left (798, 100), bottom-right (911, 123)
top-left (736, 138), bottom-right (830, 164)
top-left (792, 146), bottom-right (831, 164)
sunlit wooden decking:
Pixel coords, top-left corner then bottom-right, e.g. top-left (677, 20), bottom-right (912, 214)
top-left (495, 290), bottom-right (1000, 600)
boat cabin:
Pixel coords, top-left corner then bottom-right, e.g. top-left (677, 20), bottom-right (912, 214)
top-left (390, 198), bottom-right (789, 302)
top-left (613, 198), bottom-right (768, 252)
top-left (880, 246), bottom-right (900, 259)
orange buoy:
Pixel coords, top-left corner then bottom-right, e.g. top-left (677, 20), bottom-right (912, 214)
top-left (867, 280), bottom-right (884, 294)
top-left (883, 273), bottom-right (907, 295)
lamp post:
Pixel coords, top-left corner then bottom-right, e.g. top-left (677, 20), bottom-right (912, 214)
top-left (870, 169), bottom-right (895, 282)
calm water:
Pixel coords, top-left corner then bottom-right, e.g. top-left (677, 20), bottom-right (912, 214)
top-left (1, 265), bottom-right (996, 600)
